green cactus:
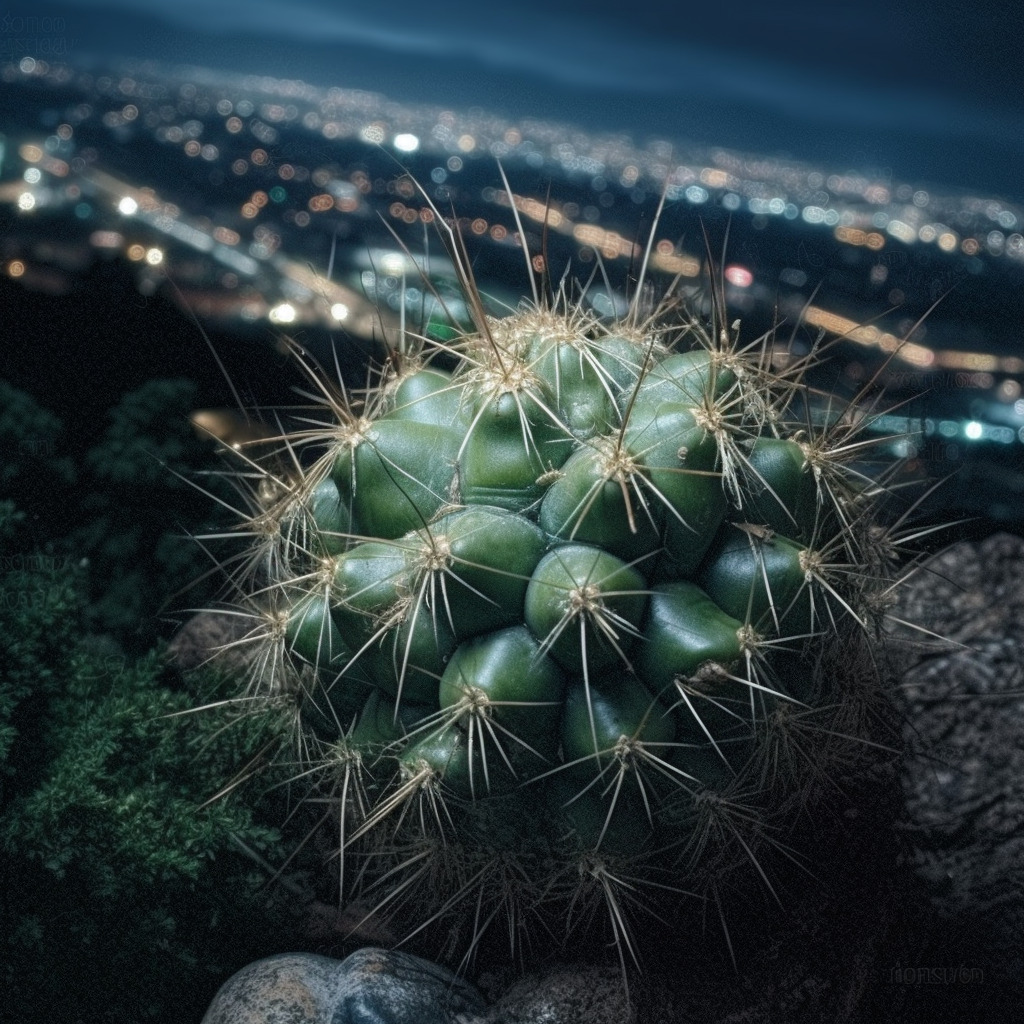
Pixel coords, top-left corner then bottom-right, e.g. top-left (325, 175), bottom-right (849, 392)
top-left (192, 182), bottom-right (911, 982)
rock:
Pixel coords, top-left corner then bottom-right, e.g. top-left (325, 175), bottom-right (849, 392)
top-left (892, 534), bottom-right (1024, 885)
top-left (201, 947), bottom-right (487, 1024)
top-left (166, 608), bottom-right (256, 674)
top-left (889, 531), bottom-right (1024, 1011)
top-left (468, 963), bottom-right (636, 1024)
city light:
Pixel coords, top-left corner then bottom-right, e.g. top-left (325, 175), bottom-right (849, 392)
top-left (724, 265), bottom-right (753, 288)
top-left (1, 51), bottom-right (1021, 484)
top-left (393, 133), bottom-right (419, 152)
top-left (380, 253), bottom-right (407, 276)
top-left (269, 302), bottom-right (296, 324)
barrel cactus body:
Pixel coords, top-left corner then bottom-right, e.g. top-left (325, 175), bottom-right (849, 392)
top-left (200, 215), bottom-right (908, 977)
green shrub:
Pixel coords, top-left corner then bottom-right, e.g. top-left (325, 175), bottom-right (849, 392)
top-left (0, 493), bottom-right (303, 1023)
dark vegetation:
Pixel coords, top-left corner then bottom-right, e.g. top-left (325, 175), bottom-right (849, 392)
top-left (0, 365), bottom-right (315, 1022)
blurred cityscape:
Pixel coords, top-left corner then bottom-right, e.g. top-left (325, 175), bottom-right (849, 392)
top-left (2, 54), bottom-right (1023, 529)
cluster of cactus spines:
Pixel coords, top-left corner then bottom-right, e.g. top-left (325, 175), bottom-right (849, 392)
top-left (193, 177), bottom-right (912, 982)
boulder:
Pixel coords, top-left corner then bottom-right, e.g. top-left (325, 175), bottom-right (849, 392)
top-left (201, 947), bottom-right (486, 1024)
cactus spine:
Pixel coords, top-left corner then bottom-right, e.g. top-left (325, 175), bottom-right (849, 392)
top-left (194, 179), bottom-right (909, 982)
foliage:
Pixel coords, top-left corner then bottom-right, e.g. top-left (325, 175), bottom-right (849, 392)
top-left (0, 379), bottom-right (76, 494)
top-left (0, 470), bottom-right (305, 1023)
top-left (0, 376), bottom-right (228, 652)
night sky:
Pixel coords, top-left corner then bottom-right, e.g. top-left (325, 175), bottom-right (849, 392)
top-left (5, 0), bottom-right (1022, 200)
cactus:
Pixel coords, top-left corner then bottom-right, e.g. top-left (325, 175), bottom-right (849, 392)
top-left (192, 180), bottom-right (914, 983)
